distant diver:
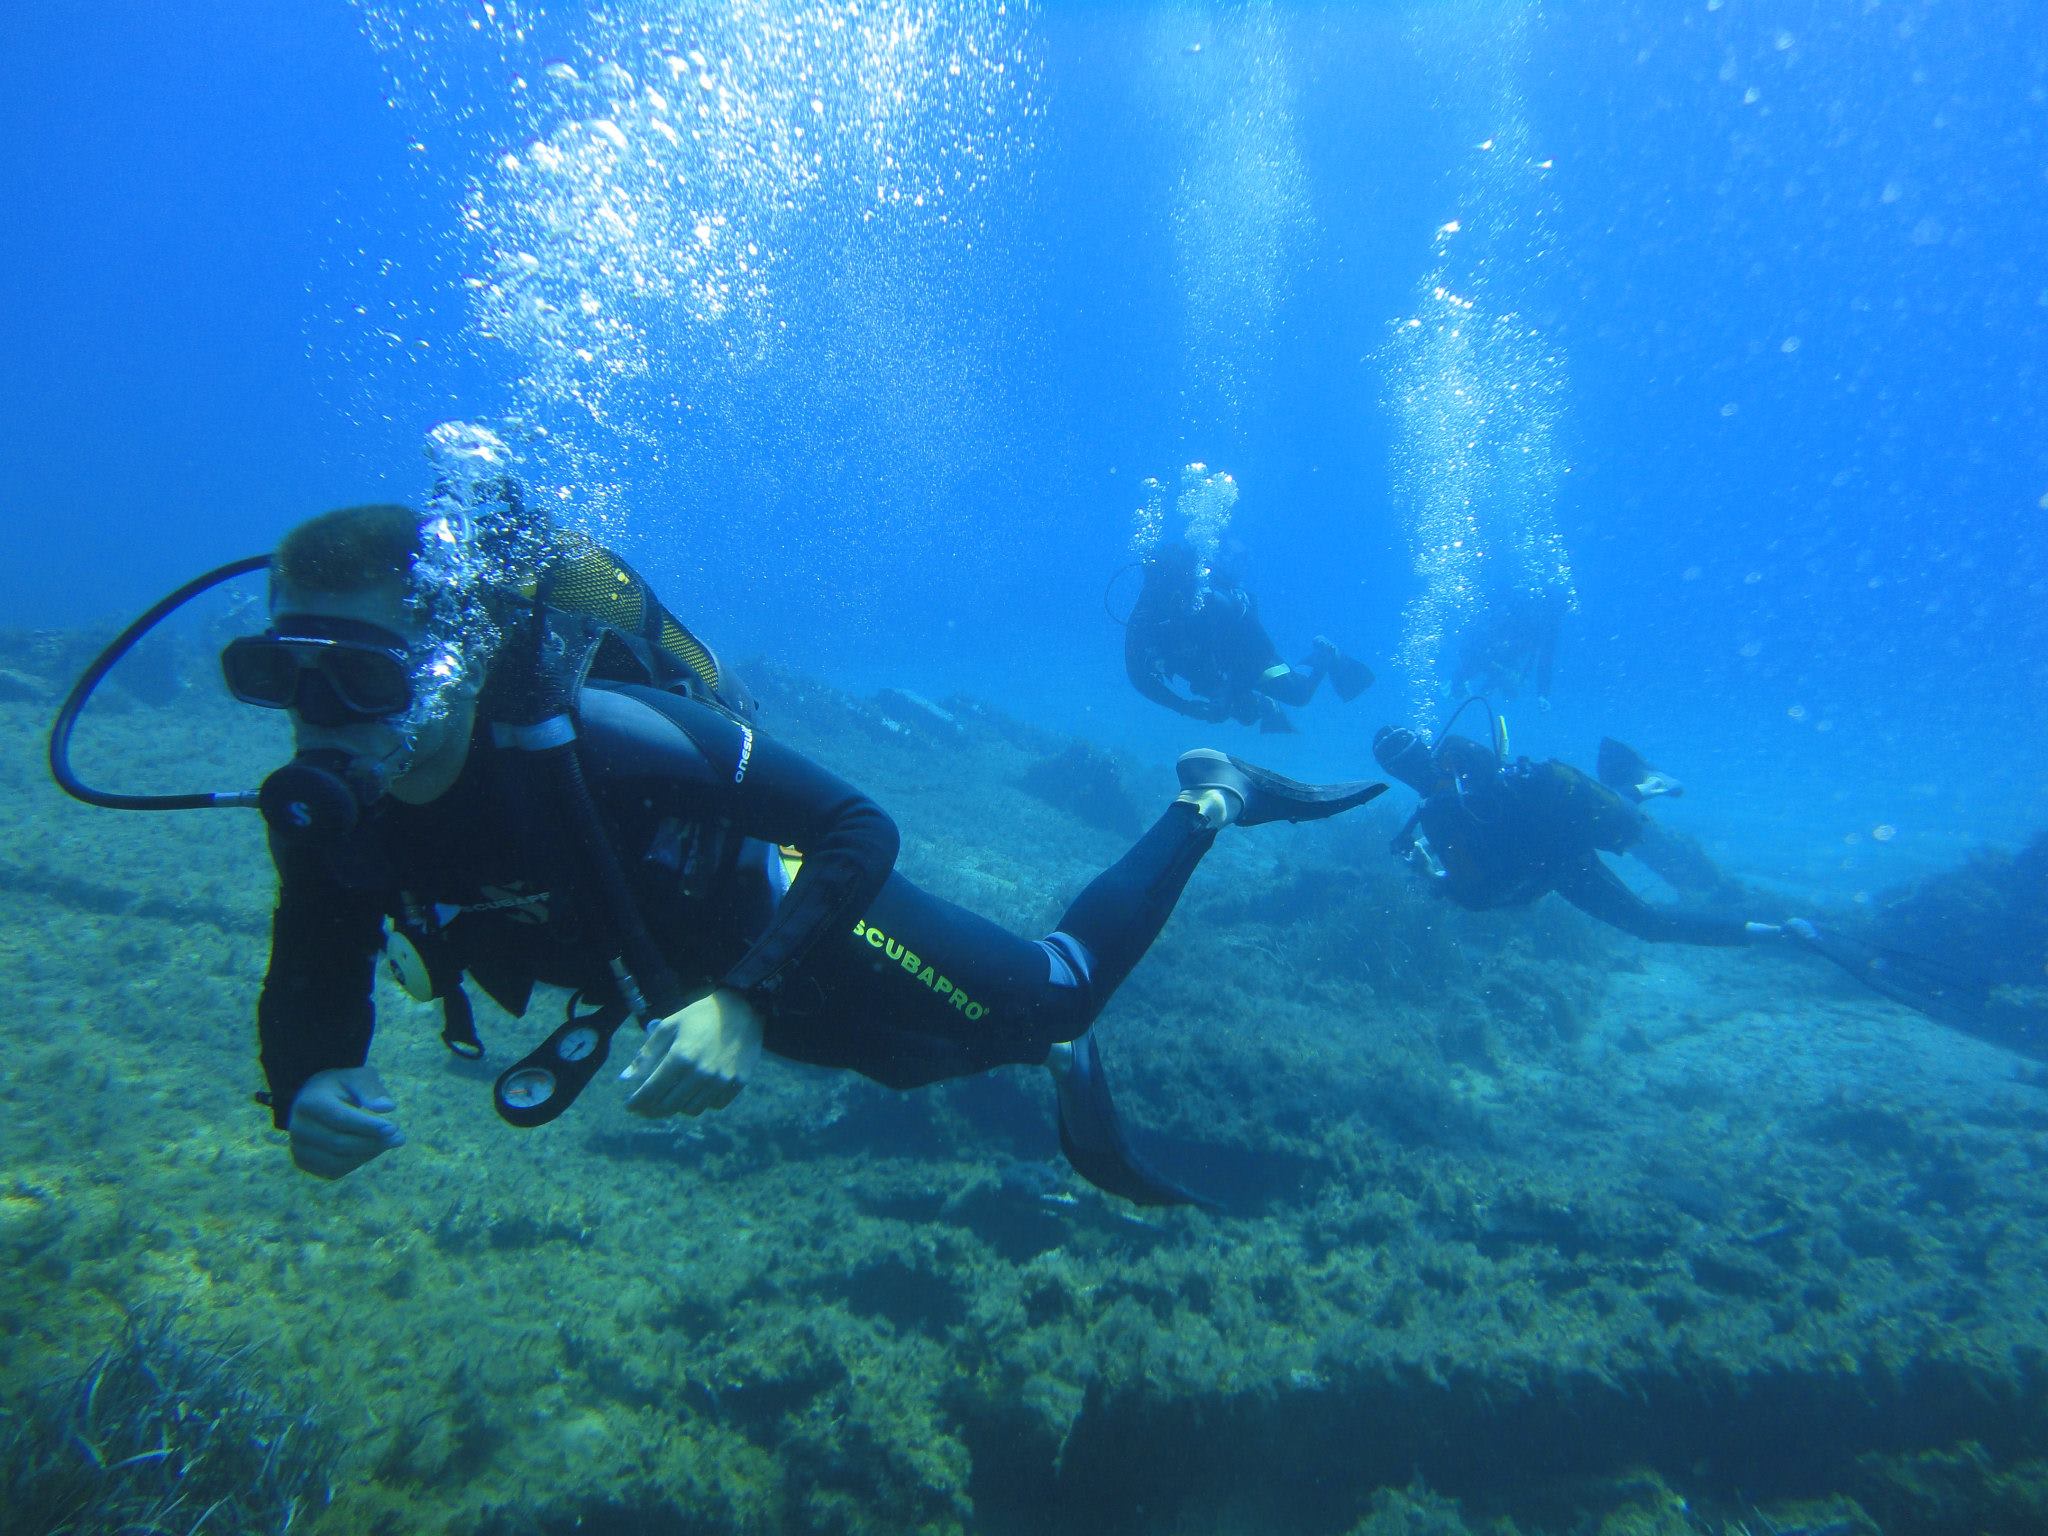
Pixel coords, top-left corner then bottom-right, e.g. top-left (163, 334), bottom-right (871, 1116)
top-left (1123, 538), bottom-right (1374, 734)
top-left (1449, 582), bottom-right (1566, 712)
top-left (1372, 711), bottom-right (1983, 1022)
top-left (1374, 714), bottom-right (1766, 945)
top-left (53, 495), bottom-right (1388, 1210)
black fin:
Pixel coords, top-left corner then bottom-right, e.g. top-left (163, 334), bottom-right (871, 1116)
top-left (1799, 923), bottom-right (1991, 1028)
top-left (1051, 1035), bottom-right (1216, 1209)
top-left (1177, 749), bottom-right (1388, 827)
top-left (1328, 652), bottom-right (1375, 702)
top-left (1598, 737), bottom-right (1684, 802)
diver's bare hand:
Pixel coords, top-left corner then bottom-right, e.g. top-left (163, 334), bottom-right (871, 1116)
top-left (620, 990), bottom-right (763, 1117)
top-left (288, 1066), bottom-right (405, 1178)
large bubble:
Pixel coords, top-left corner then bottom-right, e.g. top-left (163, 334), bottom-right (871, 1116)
top-left (401, 420), bottom-right (559, 729)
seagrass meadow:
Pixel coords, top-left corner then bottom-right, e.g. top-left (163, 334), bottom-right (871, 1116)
top-left (3, 642), bottom-right (2047, 1536)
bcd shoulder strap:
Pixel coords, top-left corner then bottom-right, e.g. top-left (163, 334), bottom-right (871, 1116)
top-left (536, 533), bottom-right (757, 723)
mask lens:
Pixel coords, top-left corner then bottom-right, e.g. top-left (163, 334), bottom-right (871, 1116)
top-left (220, 631), bottom-right (414, 721)
top-left (323, 647), bottom-right (413, 717)
top-left (221, 637), bottom-right (301, 709)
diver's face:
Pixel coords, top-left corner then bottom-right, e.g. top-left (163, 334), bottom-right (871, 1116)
top-left (270, 581), bottom-right (478, 804)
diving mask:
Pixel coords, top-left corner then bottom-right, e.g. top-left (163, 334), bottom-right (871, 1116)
top-left (222, 615), bottom-right (415, 725)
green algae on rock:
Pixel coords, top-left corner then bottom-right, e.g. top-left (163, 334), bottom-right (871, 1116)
top-left (5, 668), bottom-right (2048, 1536)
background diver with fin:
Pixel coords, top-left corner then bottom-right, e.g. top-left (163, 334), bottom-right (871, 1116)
top-left (1122, 537), bottom-right (1375, 733)
top-left (1370, 708), bottom-right (1984, 1022)
top-left (54, 499), bottom-right (1386, 1209)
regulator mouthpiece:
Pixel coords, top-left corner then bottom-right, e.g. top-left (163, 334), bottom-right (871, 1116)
top-left (259, 750), bottom-right (376, 842)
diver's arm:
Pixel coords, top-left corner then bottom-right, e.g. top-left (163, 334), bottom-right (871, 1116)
top-left (1125, 617), bottom-right (1228, 720)
top-left (1134, 667), bottom-right (1228, 721)
top-left (1553, 856), bottom-right (1752, 947)
top-left (584, 691), bottom-right (895, 1120)
top-left (256, 842), bottom-right (385, 1130)
top-left (713, 733), bottom-right (899, 999)
top-left (579, 689), bottom-right (899, 1004)
top-left (1144, 674), bottom-right (1229, 721)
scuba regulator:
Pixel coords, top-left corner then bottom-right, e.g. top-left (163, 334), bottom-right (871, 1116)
top-left (48, 554), bottom-right (270, 816)
top-left (49, 552), bottom-right (409, 849)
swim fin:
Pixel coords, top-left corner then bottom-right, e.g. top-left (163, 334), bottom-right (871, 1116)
top-left (1176, 749), bottom-right (1388, 827)
top-left (1309, 637), bottom-right (1374, 702)
top-left (1791, 920), bottom-right (1991, 1028)
top-left (1598, 737), bottom-right (1685, 802)
top-left (1048, 1035), bottom-right (1216, 1209)
top-left (1327, 651), bottom-right (1375, 702)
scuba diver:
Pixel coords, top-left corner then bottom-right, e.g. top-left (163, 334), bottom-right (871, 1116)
top-left (1123, 539), bottom-right (1374, 734)
top-left (53, 497), bottom-right (1387, 1209)
top-left (1369, 711), bottom-right (1986, 1022)
top-left (1372, 712), bottom-right (1789, 948)
top-left (1449, 582), bottom-right (1565, 712)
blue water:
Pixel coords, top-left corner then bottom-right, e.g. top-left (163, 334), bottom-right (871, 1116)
top-left (4, 0), bottom-right (2043, 904)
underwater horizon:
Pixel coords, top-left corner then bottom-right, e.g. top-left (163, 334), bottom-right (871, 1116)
top-left (4, 3), bottom-right (2047, 1534)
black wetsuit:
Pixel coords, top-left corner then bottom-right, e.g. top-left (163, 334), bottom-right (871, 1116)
top-left (1397, 758), bottom-right (1750, 947)
top-left (1125, 569), bottom-right (1327, 728)
top-left (259, 685), bottom-right (1218, 1124)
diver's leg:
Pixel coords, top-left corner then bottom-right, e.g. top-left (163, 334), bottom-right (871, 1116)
top-left (1554, 858), bottom-right (1752, 947)
top-left (1629, 819), bottom-right (1743, 902)
top-left (1256, 640), bottom-right (1373, 708)
top-left (1043, 795), bottom-right (1271, 1208)
top-left (1049, 755), bottom-right (1387, 1008)
top-left (1253, 657), bottom-right (1325, 708)
top-left (764, 872), bottom-right (1088, 1086)
top-left (1221, 689), bottom-right (1269, 727)
top-left (1047, 800), bottom-right (1219, 1008)
top-left (1040, 764), bottom-right (1379, 1209)
top-left (770, 796), bottom-right (1255, 1082)
top-left (766, 860), bottom-right (1211, 1206)
top-left (831, 765), bottom-right (1374, 1047)
top-left (770, 763), bottom-right (1382, 1207)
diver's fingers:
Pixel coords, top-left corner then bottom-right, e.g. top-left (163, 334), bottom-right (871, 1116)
top-left (326, 1064), bottom-right (397, 1114)
top-left (289, 1116), bottom-right (404, 1179)
top-left (304, 1099), bottom-right (405, 1144)
top-left (622, 1067), bottom-right (672, 1116)
top-left (677, 1069), bottom-right (741, 1118)
top-left (339, 1070), bottom-right (397, 1115)
top-left (294, 1070), bottom-right (404, 1145)
top-left (619, 1018), bottom-right (677, 1086)
top-left (624, 1046), bottom-right (700, 1117)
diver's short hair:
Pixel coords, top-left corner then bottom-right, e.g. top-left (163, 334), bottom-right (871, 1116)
top-left (273, 505), bottom-right (427, 595)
